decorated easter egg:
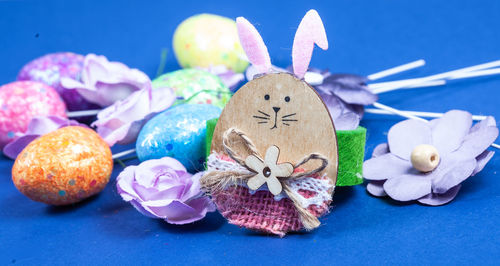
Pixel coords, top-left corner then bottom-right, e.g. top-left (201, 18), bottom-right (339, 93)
top-left (17, 52), bottom-right (99, 111)
top-left (12, 126), bottom-right (113, 205)
top-left (173, 14), bottom-right (249, 73)
top-left (136, 104), bottom-right (221, 173)
top-left (0, 81), bottom-right (67, 149)
top-left (152, 68), bottom-right (231, 108)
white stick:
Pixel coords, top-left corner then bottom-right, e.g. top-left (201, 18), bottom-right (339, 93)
top-left (112, 149), bottom-right (136, 160)
top-left (67, 109), bottom-right (101, 118)
top-left (367, 59), bottom-right (426, 81)
top-left (405, 80), bottom-right (446, 88)
top-left (369, 78), bottom-right (425, 90)
top-left (304, 71), bottom-right (325, 86)
top-left (307, 60), bottom-right (426, 86)
top-left (413, 59), bottom-right (500, 83)
top-left (370, 80), bottom-right (446, 94)
top-left (365, 108), bottom-right (487, 121)
top-left (369, 59), bottom-right (500, 92)
top-left (449, 68), bottom-right (500, 80)
top-left (372, 102), bottom-right (428, 122)
top-left (371, 103), bottom-right (500, 149)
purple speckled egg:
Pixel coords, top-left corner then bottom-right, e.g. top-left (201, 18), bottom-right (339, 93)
top-left (0, 81), bottom-right (67, 149)
top-left (17, 52), bottom-right (99, 112)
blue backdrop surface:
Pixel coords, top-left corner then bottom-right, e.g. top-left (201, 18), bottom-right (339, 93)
top-left (0, 0), bottom-right (499, 265)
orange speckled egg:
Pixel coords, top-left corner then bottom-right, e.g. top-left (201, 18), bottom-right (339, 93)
top-left (12, 126), bottom-right (113, 205)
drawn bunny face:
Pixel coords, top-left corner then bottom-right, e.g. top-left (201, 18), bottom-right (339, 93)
top-left (251, 74), bottom-right (302, 130)
top-left (213, 72), bottom-right (338, 181)
top-left (211, 10), bottom-right (338, 181)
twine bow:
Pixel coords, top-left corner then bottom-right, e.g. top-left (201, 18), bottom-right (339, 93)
top-left (201, 127), bottom-right (329, 230)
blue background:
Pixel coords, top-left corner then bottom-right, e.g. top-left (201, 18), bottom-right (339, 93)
top-left (1, 0), bottom-right (499, 265)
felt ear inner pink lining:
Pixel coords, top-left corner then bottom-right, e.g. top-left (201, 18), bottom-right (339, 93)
top-left (292, 9), bottom-right (329, 79)
top-left (236, 17), bottom-right (272, 74)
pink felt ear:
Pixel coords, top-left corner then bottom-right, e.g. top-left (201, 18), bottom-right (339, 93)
top-left (292, 9), bottom-right (329, 79)
top-left (236, 17), bottom-right (272, 74)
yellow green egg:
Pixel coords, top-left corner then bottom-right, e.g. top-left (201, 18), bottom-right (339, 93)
top-left (152, 68), bottom-right (231, 108)
top-left (173, 14), bottom-right (249, 73)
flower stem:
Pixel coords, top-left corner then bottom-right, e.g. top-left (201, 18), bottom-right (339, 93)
top-left (115, 159), bottom-right (126, 168)
top-left (112, 148), bottom-right (136, 160)
top-left (365, 108), bottom-right (487, 121)
top-left (155, 48), bottom-right (168, 78)
top-left (179, 90), bottom-right (233, 104)
top-left (372, 102), bottom-right (428, 123)
top-left (367, 59), bottom-right (425, 81)
top-left (66, 109), bottom-right (101, 117)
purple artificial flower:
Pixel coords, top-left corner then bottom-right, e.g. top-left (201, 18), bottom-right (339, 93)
top-left (310, 69), bottom-right (377, 130)
top-left (3, 115), bottom-right (84, 159)
top-left (363, 110), bottom-right (499, 206)
top-left (245, 64), bottom-right (287, 82)
top-left (320, 92), bottom-right (363, 130)
top-left (203, 65), bottom-right (245, 92)
top-left (245, 65), bottom-right (377, 130)
top-left (61, 54), bottom-right (151, 107)
top-left (92, 86), bottom-right (175, 146)
top-left (116, 157), bottom-right (216, 224)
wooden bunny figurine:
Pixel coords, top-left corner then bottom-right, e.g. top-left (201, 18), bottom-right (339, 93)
top-left (201, 9), bottom-right (338, 237)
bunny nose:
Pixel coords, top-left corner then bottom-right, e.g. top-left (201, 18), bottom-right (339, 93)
top-left (273, 107), bottom-right (281, 113)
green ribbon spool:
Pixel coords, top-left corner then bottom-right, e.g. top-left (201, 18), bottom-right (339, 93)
top-left (205, 118), bottom-right (366, 186)
top-left (335, 126), bottom-right (366, 186)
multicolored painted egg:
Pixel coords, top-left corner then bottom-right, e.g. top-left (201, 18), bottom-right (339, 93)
top-left (136, 104), bottom-right (221, 173)
top-left (12, 126), bottom-right (113, 205)
top-left (173, 14), bottom-right (249, 73)
top-left (152, 68), bottom-right (231, 108)
top-left (17, 52), bottom-right (99, 111)
top-left (0, 81), bottom-right (67, 149)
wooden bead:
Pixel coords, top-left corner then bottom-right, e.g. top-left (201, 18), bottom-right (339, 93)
top-left (410, 144), bottom-right (440, 172)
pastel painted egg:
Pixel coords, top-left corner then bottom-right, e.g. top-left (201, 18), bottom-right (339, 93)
top-left (17, 52), bottom-right (100, 111)
top-left (173, 14), bottom-right (249, 73)
top-left (152, 68), bottom-right (231, 108)
top-left (136, 104), bottom-right (221, 173)
top-left (12, 126), bottom-right (113, 205)
top-left (0, 81), bottom-right (67, 149)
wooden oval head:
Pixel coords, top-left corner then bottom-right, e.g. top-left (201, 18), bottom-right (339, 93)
top-left (212, 72), bottom-right (338, 183)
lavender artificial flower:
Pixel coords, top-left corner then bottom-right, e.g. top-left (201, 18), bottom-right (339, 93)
top-left (309, 69), bottom-right (377, 130)
top-left (245, 64), bottom-right (287, 84)
top-left (245, 65), bottom-right (377, 130)
top-left (2, 116), bottom-right (84, 159)
top-left (92, 86), bottom-right (175, 146)
top-left (116, 157), bottom-right (216, 224)
top-left (363, 110), bottom-right (498, 206)
top-left (61, 54), bottom-right (151, 107)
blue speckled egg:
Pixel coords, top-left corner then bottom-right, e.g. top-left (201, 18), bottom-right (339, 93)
top-left (136, 104), bottom-right (221, 173)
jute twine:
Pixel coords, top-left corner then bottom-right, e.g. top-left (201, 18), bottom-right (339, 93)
top-left (200, 128), bottom-right (329, 230)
